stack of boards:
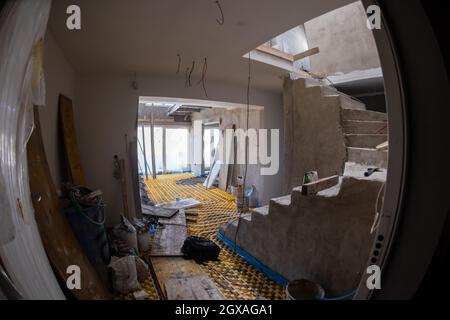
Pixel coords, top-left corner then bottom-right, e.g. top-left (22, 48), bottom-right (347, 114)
top-left (144, 198), bottom-right (224, 300)
top-left (146, 198), bottom-right (200, 257)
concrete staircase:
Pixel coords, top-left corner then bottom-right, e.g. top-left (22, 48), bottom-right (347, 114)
top-left (304, 79), bottom-right (388, 168)
top-left (220, 177), bottom-right (382, 296)
top-left (220, 78), bottom-right (389, 295)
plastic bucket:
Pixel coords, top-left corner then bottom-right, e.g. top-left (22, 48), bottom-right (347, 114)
top-left (286, 279), bottom-right (325, 300)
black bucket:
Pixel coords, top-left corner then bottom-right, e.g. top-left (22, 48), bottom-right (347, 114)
top-left (286, 279), bottom-right (325, 300)
top-left (66, 189), bottom-right (111, 285)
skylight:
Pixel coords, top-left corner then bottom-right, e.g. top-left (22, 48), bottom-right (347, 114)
top-left (246, 25), bottom-right (320, 76)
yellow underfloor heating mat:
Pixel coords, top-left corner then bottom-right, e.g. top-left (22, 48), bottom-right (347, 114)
top-left (121, 173), bottom-right (285, 300)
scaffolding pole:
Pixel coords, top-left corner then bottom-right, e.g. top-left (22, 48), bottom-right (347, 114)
top-left (150, 104), bottom-right (157, 179)
top-left (141, 125), bottom-right (149, 180)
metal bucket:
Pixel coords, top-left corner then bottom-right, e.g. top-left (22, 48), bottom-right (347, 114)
top-left (286, 279), bottom-right (325, 300)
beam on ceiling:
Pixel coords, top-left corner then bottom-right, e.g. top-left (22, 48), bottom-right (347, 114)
top-left (256, 45), bottom-right (294, 62)
top-left (293, 47), bottom-right (320, 61)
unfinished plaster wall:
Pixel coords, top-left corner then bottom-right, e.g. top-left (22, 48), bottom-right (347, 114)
top-left (283, 78), bottom-right (346, 194)
top-left (191, 107), bottom-right (264, 201)
top-left (75, 74), bottom-right (284, 225)
top-left (42, 32), bottom-right (77, 191)
top-left (304, 1), bottom-right (380, 75)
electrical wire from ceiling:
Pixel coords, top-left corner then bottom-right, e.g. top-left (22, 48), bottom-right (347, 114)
top-left (197, 57), bottom-right (209, 97)
top-left (188, 60), bottom-right (195, 87)
top-left (184, 67), bottom-right (190, 88)
top-left (215, 0), bottom-right (225, 25)
top-left (234, 52), bottom-right (252, 250)
top-left (176, 53), bottom-right (181, 74)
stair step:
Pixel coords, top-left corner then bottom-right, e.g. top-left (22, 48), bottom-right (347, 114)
top-left (305, 86), bottom-right (322, 96)
top-left (252, 206), bottom-right (269, 216)
top-left (345, 134), bottom-right (388, 148)
top-left (301, 175), bottom-right (340, 196)
top-left (343, 120), bottom-right (388, 134)
top-left (304, 78), bottom-right (366, 111)
top-left (342, 109), bottom-right (387, 122)
top-left (340, 95), bottom-right (366, 111)
top-left (239, 213), bottom-right (252, 222)
top-left (270, 195), bottom-right (291, 207)
top-left (347, 147), bottom-right (388, 168)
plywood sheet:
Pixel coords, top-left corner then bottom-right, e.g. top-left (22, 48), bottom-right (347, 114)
top-left (159, 198), bottom-right (201, 210)
top-left (149, 258), bottom-right (202, 298)
top-left (59, 95), bottom-right (86, 186)
top-left (142, 204), bottom-right (178, 218)
top-left (204, 161), bottom-right (221, 189)
top-left (150, 210), bottom-right (187, 257)
top-left (158, 209), bottom-right (186, 226)
top-left (165, 276), bottom-right (224, 300)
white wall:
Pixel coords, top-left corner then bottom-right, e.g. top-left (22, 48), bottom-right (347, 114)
top-left (42, 32), bottom-right (77, 191)
top-left (75, 74), bottom-right (284, 225)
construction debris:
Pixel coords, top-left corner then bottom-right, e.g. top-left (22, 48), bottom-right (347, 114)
top-left (364, 168), bottom-right (381, 177)
top-left (150, 210), bottom-right (187, 257)
top-left (133, 290), bottom-right (150, 300)
top-left (158, 198), bottom-right (201, 210)
top-left (145, 174), bottom-right (285, 300)
top-left (140, 176), bottom-right (155, 206)
top-left (176, 176), bottom-right (206, 186)
top-left (142, 204), bottom-right (178, 219)
top-left (376, 141), bottom-right (389, 151)
top-left (301, 175), bottom-right (340, 196)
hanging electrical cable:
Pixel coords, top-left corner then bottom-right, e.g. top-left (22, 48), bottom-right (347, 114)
top-left (214, 0), bottom-right (225, 25)
top-left (234, 52), bottom-right (252, 250)
top-left (197, 58), bottom-right (209, 97)
top-left (184, 67), bottom-right (190, 88)
top-left (188, 60), bottom-right (195, 87)
top-left (243, 53), bottom-right (251, 191)
top-left (176, 53), bottom-right (181, 74)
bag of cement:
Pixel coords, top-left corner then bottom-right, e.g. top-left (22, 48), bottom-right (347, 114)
top-left (135, 256), bottom-right (150, 283)
top-left (114, 215), bottom-right (139, 254)
top-left (133, 290), bottom-right (149, 300)
top-left (137, 231), bottom-right (151, 253)
top-left (133, 218), bottom-right (151, 253)
top-left (108, 256), bottom-right (140, 294)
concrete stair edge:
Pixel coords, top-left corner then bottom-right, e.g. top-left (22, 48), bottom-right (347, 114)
top-left (345, 134), bottom-right (388, 148)
top-left (342, 109), bottom-right (387, 122)
top-left (347, 147), bottom-right (388, 168)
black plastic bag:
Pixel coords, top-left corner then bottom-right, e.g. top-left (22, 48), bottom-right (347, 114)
top-left (181, 236), bottom-right (220, 264)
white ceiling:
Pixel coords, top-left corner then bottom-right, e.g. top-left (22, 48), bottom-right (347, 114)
top-left (48, 0), bottom-right (353, 92)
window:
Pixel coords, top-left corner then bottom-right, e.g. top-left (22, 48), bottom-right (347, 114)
top-left (138, 126), bottom-right (189, 175)
top-left (165, 128), bottom-right (189, 172)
